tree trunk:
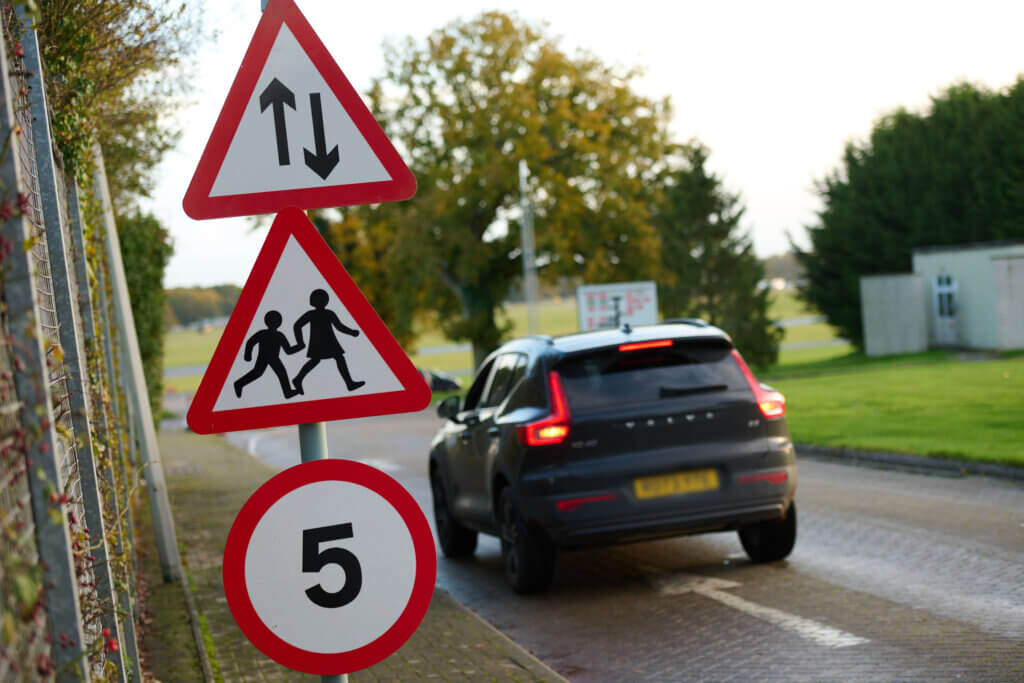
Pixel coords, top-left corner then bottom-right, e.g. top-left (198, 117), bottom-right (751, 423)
top-left (461, 285), bottom-right (502, 372)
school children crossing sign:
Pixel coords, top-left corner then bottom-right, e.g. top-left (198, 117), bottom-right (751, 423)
top-left (186, 208), bottom-right (430, 434)
top-left (182, 0), bottom-right (415, 219)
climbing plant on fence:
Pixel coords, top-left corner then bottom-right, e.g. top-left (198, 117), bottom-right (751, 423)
top-left (0, 6), bottom-right (182, 681)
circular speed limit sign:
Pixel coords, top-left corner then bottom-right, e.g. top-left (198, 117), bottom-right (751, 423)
top-left (222, 459), bottom-right (436, 675)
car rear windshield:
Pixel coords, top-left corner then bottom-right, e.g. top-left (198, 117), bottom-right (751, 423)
top-left (556, 339), bottom-right (748, 413)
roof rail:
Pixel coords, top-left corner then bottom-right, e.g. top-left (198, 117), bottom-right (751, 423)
top-left (525, 334), bottom-right (555, 344)
top-left (661, 317), bottom-right (709, 327)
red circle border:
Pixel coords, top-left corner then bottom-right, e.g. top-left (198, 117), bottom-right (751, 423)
top-left (222, 459), bottom-right (436, 675)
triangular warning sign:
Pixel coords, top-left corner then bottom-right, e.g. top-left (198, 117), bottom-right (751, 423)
top-left (183, 0), bottom-right (415, 220)
top-left (186, 207), bottom-right (430, 434)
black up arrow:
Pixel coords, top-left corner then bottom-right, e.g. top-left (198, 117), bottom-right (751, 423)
top-left (260, 78), bottom-right (296, 166)
top-left (304, 93), bottom-right (340, 180)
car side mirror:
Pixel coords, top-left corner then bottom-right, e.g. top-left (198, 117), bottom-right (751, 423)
top-left (437, 395), bottom-right (461, 421)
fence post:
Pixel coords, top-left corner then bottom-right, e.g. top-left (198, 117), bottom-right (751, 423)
top-left (17, 16), bottom-right (129, 680)
top-left (0, 23), bottom-right (89, 682)
top-left (91, 144), bottom-right (183, 583)
top-left (67, 179), bottom-right (143, 680)
top-left (90, 225), bottom-right (140, 609)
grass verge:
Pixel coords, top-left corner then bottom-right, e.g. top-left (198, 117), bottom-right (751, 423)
top-left (164, 375), bottom-right (203, 395)
top-left (133, 488), bottom-right (205, 681)
top-left (770, 353), bottom-right (1024, 466)
top-left (186, 570), bottom-right (223, 682)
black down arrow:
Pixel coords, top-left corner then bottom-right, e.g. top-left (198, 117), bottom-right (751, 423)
top-left (259, 78), bottom-right (296, 166)
top-left (304, 93), bottom-right (340, 180)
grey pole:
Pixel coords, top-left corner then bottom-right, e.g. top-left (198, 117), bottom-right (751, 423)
top-left (68, 181), bottom-right (142, 681)
top-left (519, 160), bottom-right (539, 334)
top-left (299, 422), bottom-right (345, 683)
top-left (299, 422), bottom-right (328, 460)
top-left (91, 145), bottom-right (183, 582)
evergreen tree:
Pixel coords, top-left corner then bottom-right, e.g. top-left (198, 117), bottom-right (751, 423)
top-left (118, 211), bottom-right (173, 421)
top-left (797, 78), bottom-right (1024, 346)
top-left (654, 144), bottom-right (781, 367)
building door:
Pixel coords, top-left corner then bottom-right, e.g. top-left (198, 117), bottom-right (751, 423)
top-left (933, 274), bottom-right (959, 346)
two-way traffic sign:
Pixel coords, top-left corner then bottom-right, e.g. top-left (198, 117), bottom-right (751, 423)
top-left (183, 0), bottom-right (415, 219)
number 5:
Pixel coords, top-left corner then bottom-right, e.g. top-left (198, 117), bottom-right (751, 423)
top-left (303, 523), bottom-right (363, 608)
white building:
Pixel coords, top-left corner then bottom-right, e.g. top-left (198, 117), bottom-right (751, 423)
top-left (860, 241), bottom-right (1024, 356)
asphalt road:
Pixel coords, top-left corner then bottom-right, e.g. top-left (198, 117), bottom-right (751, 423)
top-left (224, 409), bottom-right (1024, 681)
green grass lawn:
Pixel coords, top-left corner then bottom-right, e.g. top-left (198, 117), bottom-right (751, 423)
top-left (774, 343), bottom-right (855, 368)
top-left (164, 373), bottom-right (203, 395)
top-left (768, 289), bottom-right (817, 320)
top-left (770, 353), bottom-right (1024, 466)
top-left (408, 350), bottom-right (473, 374)
top-left (779, 322), bottom-right (843, 344)
top-left (164, 328), bottom-right (225, 368)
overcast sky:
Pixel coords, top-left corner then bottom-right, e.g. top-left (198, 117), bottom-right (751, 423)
top-left (147, 0), bottom-right (1024, 288)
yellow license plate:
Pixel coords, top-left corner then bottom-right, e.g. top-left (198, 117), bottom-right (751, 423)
top-left (633, 468), bottom-right (720, 500)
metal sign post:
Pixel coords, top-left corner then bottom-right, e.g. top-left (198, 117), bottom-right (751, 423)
top-left (299, 421), bottom-right (342, 683)
top-left (275, 0), bottom-right (336, 671)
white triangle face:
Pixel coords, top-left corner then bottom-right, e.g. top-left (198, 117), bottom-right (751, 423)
top-left (209, 24), bottom-right (391, 197)
top-left (212, 236), bottom-right (402, 412)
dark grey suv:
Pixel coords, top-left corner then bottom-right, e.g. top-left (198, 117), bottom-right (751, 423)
top-left (429, 321), bottom-right (797, 593)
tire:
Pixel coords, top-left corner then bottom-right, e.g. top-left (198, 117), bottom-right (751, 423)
top-left (739, 501), bottom-right (797, 563)
top-left (498, 488), bottom-right (556, 594)
top-left (430, 471), bottom-right (477, 558)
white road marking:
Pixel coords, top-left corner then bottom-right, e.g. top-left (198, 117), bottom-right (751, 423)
top-left (650, 573), bottom-right (869, 648)
top-left (246, 434), bottom-right (264, 455)
top-left (356, 458), bottom-right (402, 473)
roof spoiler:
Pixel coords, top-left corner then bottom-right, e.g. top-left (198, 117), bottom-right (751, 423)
top-left (661, 317), bottom-right (709, 327)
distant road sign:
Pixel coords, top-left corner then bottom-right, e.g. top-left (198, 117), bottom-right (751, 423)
top-left (223, 459), bottom-right (436, 675)
top-left (183, 0), bottom-right (415, 219)
top-left (186, 207), bottom-right (430, 434)
top-left (577, 281), bottom-right (659, 331)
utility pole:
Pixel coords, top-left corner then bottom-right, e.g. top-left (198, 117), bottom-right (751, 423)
top-left (519, 160), bottom-right (539, 335)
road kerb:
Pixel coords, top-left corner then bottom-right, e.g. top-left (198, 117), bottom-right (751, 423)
top-left (796, 444), bottom-right (1024, 481)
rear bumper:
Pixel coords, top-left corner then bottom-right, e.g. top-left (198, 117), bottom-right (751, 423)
top-left (531, 498), bottom-right (790, 548)
top-left (516, 441), bottom-right (797, 549)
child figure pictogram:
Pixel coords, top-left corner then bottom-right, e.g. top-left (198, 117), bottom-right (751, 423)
top-left (292, 288), bottom-right (365, 394)
top-left (234, 310), bottom-right (304, 399)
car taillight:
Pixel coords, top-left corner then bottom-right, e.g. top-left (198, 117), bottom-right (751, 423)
top-left (516, 371), bottom-right (571, 446)
top-left (618, 339), bottom-right (673, 352)
top-left (731, 349), bottom-right (786, 419)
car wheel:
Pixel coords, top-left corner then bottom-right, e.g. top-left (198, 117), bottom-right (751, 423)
top-left (430, 471), bottom-right (477, 558)
top-left (498, 487), bottom-right (556, 594)
top-left (739, 501), bottom-right (797, 563)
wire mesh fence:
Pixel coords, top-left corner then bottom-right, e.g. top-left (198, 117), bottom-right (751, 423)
top-left (0, 6), bottom-right (159, 681)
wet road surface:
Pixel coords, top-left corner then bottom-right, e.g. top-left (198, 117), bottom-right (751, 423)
top-left (225, 409), bottom-right (1024, 681)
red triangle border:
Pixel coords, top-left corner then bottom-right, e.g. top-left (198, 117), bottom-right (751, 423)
top-left (186, 207), bottom-right (430, 434)
top-left (183, 0), bottom-right (416, 220)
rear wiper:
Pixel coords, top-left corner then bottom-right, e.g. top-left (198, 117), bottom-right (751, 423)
top-left (659, 384), bottom-right (728, 398)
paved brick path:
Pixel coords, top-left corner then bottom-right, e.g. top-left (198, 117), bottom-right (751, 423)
top-left (159, 427), bottom-right (565, 682)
